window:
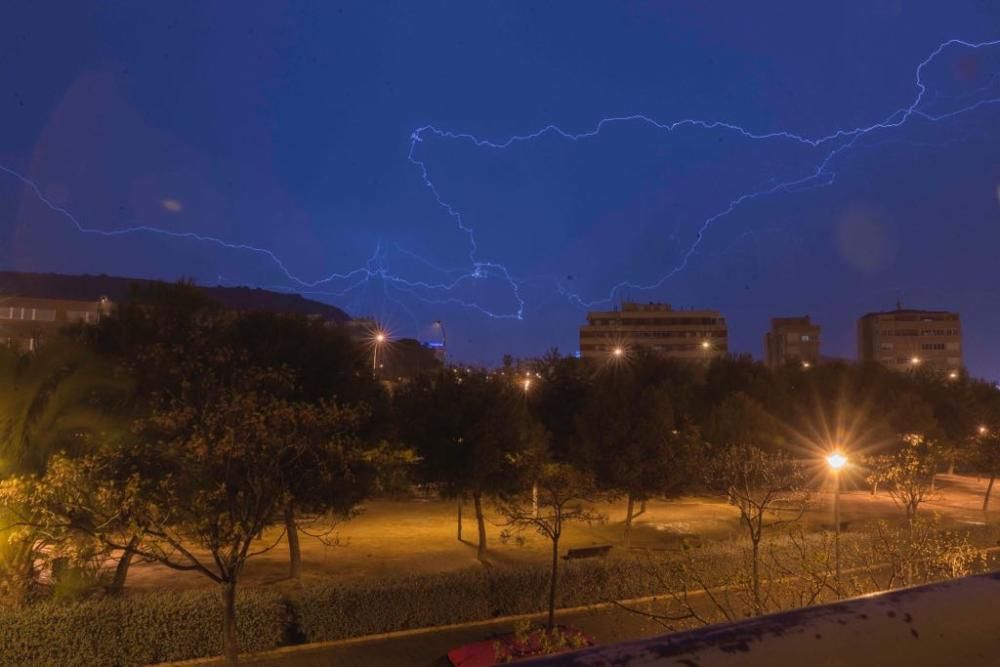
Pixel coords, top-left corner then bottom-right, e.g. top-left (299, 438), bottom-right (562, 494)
top-left (67, 310), bottom-right (99, 323)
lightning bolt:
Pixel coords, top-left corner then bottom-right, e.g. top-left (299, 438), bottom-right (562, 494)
top-left (1, 37), bottom-right (998, 327)
top-left (411, 37), bottom-right (1000, 307)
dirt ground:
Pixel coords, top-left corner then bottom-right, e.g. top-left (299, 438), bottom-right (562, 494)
top-left (125, 473), bottom-right (1000, 592)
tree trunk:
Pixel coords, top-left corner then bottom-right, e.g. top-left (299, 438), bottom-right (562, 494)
top-left (984, 472), bottom-right (997, 512)
top-left (947, 456), bottom-right (955, 476)
top-left (457, 499), bottom-right (463, 541)
top-left (871, 479), bottom-right (878, 496)
top-left (623, 492), bottom-right (635, 548)
top-left (285, 504), bottom-right (301, 580)
top-left (532, 482), bottom-right (539, 518)
top-left (222, 580), bottom-right (240, 666)
top-left (548, 536), bottom-right (560, 630)
top-left (751, 537), bottom-right (761, 615)
top-left (473, 492), bottom-right (487, 559)
top-left (109, 534), bottom-right (140, 594)
top-left (930, 474), bottom-right (936, 493)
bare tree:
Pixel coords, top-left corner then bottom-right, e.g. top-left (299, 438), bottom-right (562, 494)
top-left (710, 444), bottom-right (807, 614)
top-left (496, 463), bottom-right (605, 629)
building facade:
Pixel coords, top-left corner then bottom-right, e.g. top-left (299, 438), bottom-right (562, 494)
top-left (0, 295), bottom-right (112, 351)
top-left (579, 302), bottom-right (727, 361)
top-left (857, 308), bottom-right (961, 373)
top-left (765, 316), bottom-right (821, 368)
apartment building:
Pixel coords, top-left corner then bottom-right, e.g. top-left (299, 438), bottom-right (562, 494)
top-left (579, 302), bottom-right (727, 361)
top-left (765, 316), bottom-right (821, 368)
top-left (857, 308), bottom-right (961, 373)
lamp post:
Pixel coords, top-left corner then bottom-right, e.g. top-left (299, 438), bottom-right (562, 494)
top-left (826, 452), bottom-right (847, 582)
top-left (372, 332), bottom-right (386, 377)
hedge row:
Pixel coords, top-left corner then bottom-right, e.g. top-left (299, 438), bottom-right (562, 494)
top-left (0, 588), bottom-right (286, 667)
top-left (10, 524), bottom-right (993, 667)
top-left (289, 558), bottom-right (657, 643)
top-left (0, 558), bottom-right (649, 666)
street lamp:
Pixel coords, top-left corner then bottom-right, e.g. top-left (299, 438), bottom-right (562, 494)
top-left (612, 346), bottom-right (624, 358)
top-left (910, 356), bottom-right (921, 366)
top-left (372, 331), bottom-right (387, 376)
top-left (826, 452), bottom-right (847, 582)
top-left (948, 371), bottom-right (959, 380)
top-left (802, 360), bottom-right (812, 369)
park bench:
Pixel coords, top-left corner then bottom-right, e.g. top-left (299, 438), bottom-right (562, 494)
top-left (563, 545), bottom-right (613, 560)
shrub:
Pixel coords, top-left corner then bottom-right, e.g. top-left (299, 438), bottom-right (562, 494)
top-left (0, 587), bottom-right (285, 666)
top-left (290, 558), bottom-right (658, 643)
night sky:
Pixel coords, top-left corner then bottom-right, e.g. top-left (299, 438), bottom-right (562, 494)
top-left (2, 3), bottom-right (999, 377)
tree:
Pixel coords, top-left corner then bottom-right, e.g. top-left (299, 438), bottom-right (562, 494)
top-left (708, 444), bottom-right (806, 614)
top-left (4, 361), bottom-right (379, 666)
top-left (82, 286), bottom-right (390, 581)
top-left (273, 401), bottom-right (376, 580)
top-left (575, 375), bottom-right (696, 546)
top-left (531, 351), bottom-right (590, 464)
top-left (396, 370), bottom-right (542, 558)
top-left (970, 419), bottom-right (1000, 512)
top-left (0, 340), bottom-right (135, 598)
top-left (881, 434), bottom-right (945, 522)
top-left (703, 392), bottom-right (776, 453)
top-left (496, 464), bottom-right (605, 629)
top-left (862, 454), bottom-right (893, 496)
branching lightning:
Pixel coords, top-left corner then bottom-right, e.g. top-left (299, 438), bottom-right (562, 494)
top-left (2, 37), bottom-right (999, 329)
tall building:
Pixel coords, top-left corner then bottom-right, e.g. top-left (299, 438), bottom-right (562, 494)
top-left (857, 307), bottom-right (962, 373)
top-left (578, 302), bottom-right (727, 361)
top-left (765, 316), bottom-right (821, 368)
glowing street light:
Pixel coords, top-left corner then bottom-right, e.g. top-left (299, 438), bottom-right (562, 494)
top-left (826, 452), bottom-right (847, 470)
top-left (700, 340), bottom-right (711, 350)
top-left (612, 346), bottom-right (624, 358)
top-left (523, 377), bottom-right (532, 393)
top-left (826, 451), bottom-right (847, 582)
top-left (910, 356), bottom-right (921, 366)
top-left (980, 425), bottom-right (989, 435)
top-left (372, 331), bottom-right (388, 376)
top-left (948, 371), bottom-right (959, 380)
top-left (802, 361), bottom-right (812, 369)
